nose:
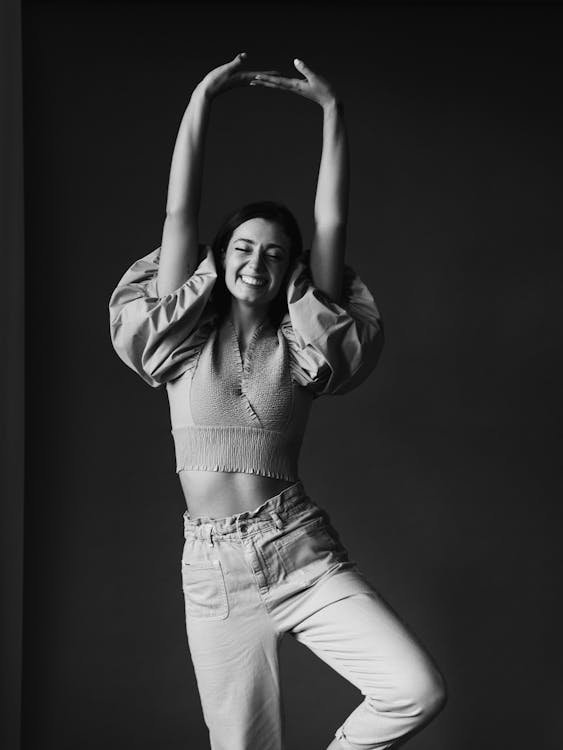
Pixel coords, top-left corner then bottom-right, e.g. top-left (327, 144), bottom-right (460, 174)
top-left (246, 250), bottom-right (267, 274)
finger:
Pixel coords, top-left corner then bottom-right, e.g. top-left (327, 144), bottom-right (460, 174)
top-left (251, 79), bottom-right (299, 93)
top-left (243, 69), bottom-right (284, 78)
top-left (249, 80), bottom-right (283, 90)
top-left (253, 74), bottom-right (303, 90)
top-left (250, 80), bottom-right (304, 94)
top-left (229, 71), bottom-right (283, 85)
top-left (228, 51), bottom-right (248, 67)
top-left (293, 57), bottom-right (314, 79)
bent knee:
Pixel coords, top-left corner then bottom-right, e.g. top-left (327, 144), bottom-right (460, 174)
top-left (408, 662), bottom-right (447, 721)
top-left (373, 659), bottom-right (446, 724)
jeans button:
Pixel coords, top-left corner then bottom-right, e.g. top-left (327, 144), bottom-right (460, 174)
top-left (239, 523), bottom-right (247, 533)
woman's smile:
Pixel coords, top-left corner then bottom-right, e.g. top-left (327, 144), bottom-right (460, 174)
top-left (239, 273), bottom-right (268, 288)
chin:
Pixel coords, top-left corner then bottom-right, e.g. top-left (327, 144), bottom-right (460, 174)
top-left (228, 281), bottom-right (276, 305)
top-left (241, 294), bottom-right (273, 307)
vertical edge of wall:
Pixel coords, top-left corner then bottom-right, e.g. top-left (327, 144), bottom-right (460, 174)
top-left (0, 0), bottom-right (24, 748)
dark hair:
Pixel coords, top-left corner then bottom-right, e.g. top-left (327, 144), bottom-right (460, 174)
top-left (210, 201), bottom-right (303, 326)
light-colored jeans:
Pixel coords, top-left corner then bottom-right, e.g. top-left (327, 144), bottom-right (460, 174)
top-left (180, 480), bottom-right (446, 750)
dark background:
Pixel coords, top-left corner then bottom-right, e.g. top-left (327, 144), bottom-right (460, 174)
top-left (7, 1), bottom-right (562, 749)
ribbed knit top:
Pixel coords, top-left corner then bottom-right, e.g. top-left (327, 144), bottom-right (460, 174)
top-left (108, 244), bottom-right (384, 481)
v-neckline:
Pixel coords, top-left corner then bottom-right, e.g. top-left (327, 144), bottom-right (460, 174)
top-left (226, 317), bottom-right (267, 374)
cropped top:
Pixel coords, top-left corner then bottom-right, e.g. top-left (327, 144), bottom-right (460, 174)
top-left (108, 244), bottom-right (384, 481)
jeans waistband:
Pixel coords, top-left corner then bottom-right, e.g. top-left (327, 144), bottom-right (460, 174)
top-left (182, 480), bottom-right (316, 542)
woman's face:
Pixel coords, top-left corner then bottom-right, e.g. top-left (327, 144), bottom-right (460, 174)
top-left (222, 218), bottom-right (291, 309)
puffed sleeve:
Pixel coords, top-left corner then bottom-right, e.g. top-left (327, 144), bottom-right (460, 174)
top-left (108, 243), bottom-right (218, 387)
top-left (280, 253), bottom-right (384, 397)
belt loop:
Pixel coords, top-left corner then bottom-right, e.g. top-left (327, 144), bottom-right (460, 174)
top-left (204, 525), bottom-right (214, 547)
top-left (270, 511), bottom-right (284, 529)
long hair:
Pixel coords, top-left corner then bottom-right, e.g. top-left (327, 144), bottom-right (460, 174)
top-left (210, 201), bottom-right (303, 327)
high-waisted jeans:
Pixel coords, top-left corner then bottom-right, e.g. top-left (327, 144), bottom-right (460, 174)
top-left (180, 480), bottom-right (446, 750)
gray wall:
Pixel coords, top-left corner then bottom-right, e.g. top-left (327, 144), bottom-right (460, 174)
top-left (1, 0), bottom-right (24, 748)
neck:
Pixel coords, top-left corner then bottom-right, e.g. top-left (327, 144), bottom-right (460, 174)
top-left (228, 301), bottom-right (269, 339)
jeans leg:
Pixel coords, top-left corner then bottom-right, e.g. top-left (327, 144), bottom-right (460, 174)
top-left (182, 538), bottom-right (285, 750)
top-left (290, 590), bottom-right (446, 750)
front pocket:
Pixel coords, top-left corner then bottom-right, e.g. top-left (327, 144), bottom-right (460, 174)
top-left (181, 558), bottom-right (229, 620)
top-left (274, 515), bottom-right (334, 549)
top-left (273, 516), bottom-right (348, 580)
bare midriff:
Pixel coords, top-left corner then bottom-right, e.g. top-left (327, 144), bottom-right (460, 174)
top-left (179, 470), bottom-right (296, 520)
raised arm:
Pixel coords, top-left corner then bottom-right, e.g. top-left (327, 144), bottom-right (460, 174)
top-left (251, 59), bottom-right (347, 303)
top-left (157, 88), bottom-right (209, 296)
top-left (310, 91), bottom-right (348, 303)
top-left (158, 52), bottom-right (256, 296)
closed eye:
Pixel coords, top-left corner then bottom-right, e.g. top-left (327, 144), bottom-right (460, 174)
top-left (235, 247), bottom-right (284, 261)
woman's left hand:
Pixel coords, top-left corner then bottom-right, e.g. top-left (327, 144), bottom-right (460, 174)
top-left (250, 59), bottom-right (338, 109)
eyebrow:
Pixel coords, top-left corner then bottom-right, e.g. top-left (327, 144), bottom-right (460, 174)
top-left (233, 237), bottom-right (287, 252)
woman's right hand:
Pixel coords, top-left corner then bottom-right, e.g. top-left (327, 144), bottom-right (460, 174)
top-left (195, 52), bottom-right (271, 100)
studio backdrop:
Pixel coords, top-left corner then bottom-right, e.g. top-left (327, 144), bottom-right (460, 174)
top-left (4, 2), bottom-right (561, 749)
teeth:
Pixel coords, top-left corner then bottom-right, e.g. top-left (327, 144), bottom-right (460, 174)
top-left (240, 275), bottom-right (267, 287)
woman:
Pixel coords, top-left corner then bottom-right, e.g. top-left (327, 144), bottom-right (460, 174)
top-left (109, 53), bottom-right (446, 750)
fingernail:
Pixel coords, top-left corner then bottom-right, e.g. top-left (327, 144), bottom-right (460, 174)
top-left (294, 58), bottom-right (302, 65)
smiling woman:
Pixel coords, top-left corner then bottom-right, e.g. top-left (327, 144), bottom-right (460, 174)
top-left (108, 52), bottom-right (445, 750)
top-left (209, 201), bottom-right (304, 332)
